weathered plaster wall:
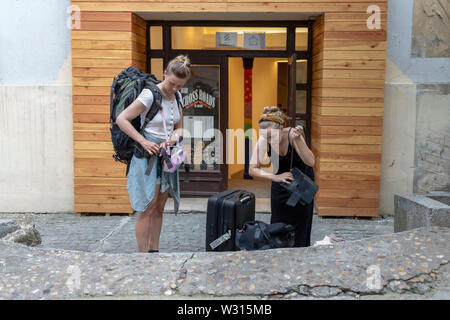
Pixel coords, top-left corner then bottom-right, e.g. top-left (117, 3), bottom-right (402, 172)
top-left (414, 84), bottom-right (450, 192)
top-left (380, 0), bottom-right (450, 215)
top-left (0, 85), bottom-right (74, 212)
top-left (0, 0), bottom-right (72, 84)
top-left (412, 0), bottom-right (450, 58)
top-left (0, 0), bottom-right (74, 213)
top-left (380, 78), bottom-right (417, 214)
top-left (387, 0), bottom-right (450, 83)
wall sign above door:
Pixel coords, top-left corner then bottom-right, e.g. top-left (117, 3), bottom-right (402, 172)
top-left (244, 33), bottom-right (266, 50)
top-left (216, 32), bottom-right (238, 48)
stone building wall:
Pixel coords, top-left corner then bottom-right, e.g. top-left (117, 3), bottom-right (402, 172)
top-left (380, 0), bottom-right (450, 215)
top-left (412, 0), bottom-right (450, 58)
top-left (414, 84), bottom-right (450, 193)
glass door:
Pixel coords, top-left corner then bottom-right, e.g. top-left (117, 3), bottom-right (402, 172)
top-left (170, 55), bottom-right (228, 196)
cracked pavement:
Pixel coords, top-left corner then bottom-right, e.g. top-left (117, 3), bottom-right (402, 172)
top-left (0, 216), bottom-right (448, 300)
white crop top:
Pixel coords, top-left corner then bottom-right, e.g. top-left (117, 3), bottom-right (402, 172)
top-left (137, 88), bottom-right (182, 140)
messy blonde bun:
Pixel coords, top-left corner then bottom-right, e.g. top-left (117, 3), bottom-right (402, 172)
top-left (166, 55), bottom-right (192, 79)
top-left (258, 106), bottom-right (291, 128)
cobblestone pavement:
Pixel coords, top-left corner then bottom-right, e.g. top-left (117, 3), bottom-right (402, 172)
top-left (0, 224), bottom-right (448, 300)
top-left (0, 212), bottom-right (394, 253)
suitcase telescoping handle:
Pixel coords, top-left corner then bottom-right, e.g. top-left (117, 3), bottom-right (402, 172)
top-left (237, 191), bottom-right (252, 204)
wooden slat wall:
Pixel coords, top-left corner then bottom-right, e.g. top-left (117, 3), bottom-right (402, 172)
top-left (311, 10), bottom-right (387, 217)
top-left (71, 1), bottom-right (387, 217)
top-left (73, 12), bottom-right (147, 214)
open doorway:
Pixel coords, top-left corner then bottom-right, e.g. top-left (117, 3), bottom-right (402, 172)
top-left (227, 57), bottom-right (291, 198)
top-left (148, 21), bottom-right (312, 196)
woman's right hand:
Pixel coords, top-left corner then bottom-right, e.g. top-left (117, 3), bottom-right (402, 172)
top-left (140, 139), bottom-right (160, 155)
top-left (273, 172), bottom-right (294, 184)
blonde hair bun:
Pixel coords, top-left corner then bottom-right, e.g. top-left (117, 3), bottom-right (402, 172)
top-left (166, 55), bottom-right (192, 79)
top-left (259, 106), bottom-right (290, 127)
top-left (263, 106), bottom-right (280, 114)
top-left (176, 55), bottom-right (191, 67)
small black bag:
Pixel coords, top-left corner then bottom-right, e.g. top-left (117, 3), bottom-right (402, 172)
top-left (235, 221), bottom-right (295, 251)
top-left (280, 128), bottom-right (318, 207)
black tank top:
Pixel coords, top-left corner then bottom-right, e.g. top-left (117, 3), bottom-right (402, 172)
top-left (268, 128), bottom-right (314, 180)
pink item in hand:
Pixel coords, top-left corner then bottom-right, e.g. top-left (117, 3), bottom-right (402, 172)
top-left (160, 108), bottom-right (186, 173)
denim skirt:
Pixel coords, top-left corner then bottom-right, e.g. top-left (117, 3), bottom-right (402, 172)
top-left (126, 131), bottom-right (180, 214)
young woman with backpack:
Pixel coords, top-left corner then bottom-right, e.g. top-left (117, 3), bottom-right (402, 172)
top-left (249, 107), bottom-right (316, 247)
top-left (116, 55), bottom-right (191, 253)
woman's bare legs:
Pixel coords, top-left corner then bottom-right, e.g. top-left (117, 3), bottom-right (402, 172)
top-left (135, 185), bottom-right (160, 252)
top-left (135, 184), bottom-right (170, 252)
top-left (147, 188), bottom-right (170, 251)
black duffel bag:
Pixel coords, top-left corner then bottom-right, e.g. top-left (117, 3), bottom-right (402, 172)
top-left (235, 221), bottom-right (295, 251)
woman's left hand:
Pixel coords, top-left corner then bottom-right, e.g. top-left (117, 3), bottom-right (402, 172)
top-left (290, 125), bottom-right (315, 167)
top-left (159, 141), bottom-right (169, 153)
top-left (291, 125), bottom-right (304, 141)
top-left (159, 136), bottom-right (176, 151)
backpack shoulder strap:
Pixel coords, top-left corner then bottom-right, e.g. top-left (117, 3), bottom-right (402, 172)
top-left (140, 83), bottom-right (163, 132)
top-left (175, 91), bottom-right (184, 109)
top-left (110, 76), bottom-right (118, 123)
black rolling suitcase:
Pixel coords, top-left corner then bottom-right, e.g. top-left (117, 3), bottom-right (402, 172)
top-left (206, 190), bottom-right (255, 252)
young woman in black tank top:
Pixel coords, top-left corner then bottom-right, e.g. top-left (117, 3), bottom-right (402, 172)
top-left (249, 107), bottom-right (316, 247)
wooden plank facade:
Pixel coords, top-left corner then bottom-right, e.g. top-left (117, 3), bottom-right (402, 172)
top-left (72, 11), bottom-right (148, 214)
top-left (71, 1), bottom-right (388, 217)
top-left (311, 10), bottom-right (387, 217)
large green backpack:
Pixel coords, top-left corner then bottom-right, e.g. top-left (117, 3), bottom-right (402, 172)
top-left (109, 67), bottom-right (182, 175)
